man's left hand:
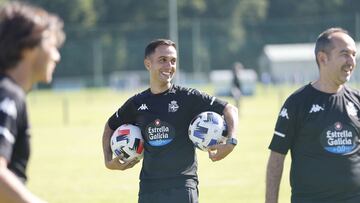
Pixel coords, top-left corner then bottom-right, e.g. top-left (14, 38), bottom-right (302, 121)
top-left (208, 143), bottom-right (235, 162)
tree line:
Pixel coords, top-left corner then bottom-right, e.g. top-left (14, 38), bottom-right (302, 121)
top-left (2, 0), bottom-right (360, 82)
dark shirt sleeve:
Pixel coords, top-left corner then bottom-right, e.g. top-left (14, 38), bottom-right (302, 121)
top-left (108, 97), bottom-right (137, 130)
top-left (189, 89), bottom-right (228, 116)
top-left (0, 98), bottom-right (18, 161)
top-left (269, 96), bottom-right (298, 155)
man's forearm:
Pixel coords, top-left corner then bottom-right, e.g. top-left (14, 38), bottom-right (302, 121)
top-left (102, 122), bottom-right (114, 166)
top-left (0, 162), bottom-right (45, 203)
top-left (223, 104), bottom-right (238, 138)
top-left (265, 151), bottom-right (285, 203)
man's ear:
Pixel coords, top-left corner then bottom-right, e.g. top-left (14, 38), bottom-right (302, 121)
top-left (318, 51), bottom-right (328, 65)
top-left (144, 58), bottom-right (151, 70)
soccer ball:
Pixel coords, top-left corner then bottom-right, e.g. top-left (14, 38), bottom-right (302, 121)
top-left (110, 124), bottom-right (144, 162)
top-left (188, 111), bottom-right (227, 151)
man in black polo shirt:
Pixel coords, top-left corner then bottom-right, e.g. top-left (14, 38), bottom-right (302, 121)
top-left (0, 2), bottom-right (65, 202)
top-left (266, 27), bottom-right (360, 203)
top-left (102, 39), bottom-right (238, 203)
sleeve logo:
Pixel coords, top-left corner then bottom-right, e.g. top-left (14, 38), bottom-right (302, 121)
top-left (0, 98), bottom-right (17, 119)
top-left (279, 108), bottom-right (289, 119)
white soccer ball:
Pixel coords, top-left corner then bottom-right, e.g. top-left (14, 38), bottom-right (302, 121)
top-left (188, 111), bottom-right (227, 151)
top-left (110, 124), bottom-right (144, 162)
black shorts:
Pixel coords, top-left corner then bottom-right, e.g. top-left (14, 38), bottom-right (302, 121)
top-left (292, 195), bottom-right (360, 203)
top-left (138, 186), bottom-right (198, 203)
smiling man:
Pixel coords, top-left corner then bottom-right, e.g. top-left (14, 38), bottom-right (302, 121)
top-left (102, 39), bottom-right (238, 203)
top-left (266, 28), bottom-right (360, 203)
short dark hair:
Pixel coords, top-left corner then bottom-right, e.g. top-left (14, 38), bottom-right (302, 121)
top-left (314, 27), bottom-right (349, 66)
top-left (144, 39), bottom-right (176, 58)
top-left (0, 1), bottom-right (65, 71)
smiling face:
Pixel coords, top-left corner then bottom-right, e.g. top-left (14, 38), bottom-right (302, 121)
top-left (319, 32), bottom-right (357, 88)
top-left (144, 44), bottom-right (177, 93)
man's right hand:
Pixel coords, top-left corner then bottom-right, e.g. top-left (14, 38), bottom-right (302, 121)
top-left (105, 155), bottom-right (140, 171)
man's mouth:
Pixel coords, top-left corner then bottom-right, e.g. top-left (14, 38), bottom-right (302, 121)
top-left (342, 65), bottom-right (352, 74)
top-left (161, 71), bottom-right (172, 78)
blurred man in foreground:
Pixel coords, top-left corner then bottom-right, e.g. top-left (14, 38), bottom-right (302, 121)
top-left (0, 2), bottom-right (65, 202)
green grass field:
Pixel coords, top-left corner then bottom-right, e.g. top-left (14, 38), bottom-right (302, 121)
top-left (25, 84), bottom-right (297, 203)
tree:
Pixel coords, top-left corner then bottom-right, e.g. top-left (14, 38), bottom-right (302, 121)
top-left (25, 0), bottom-right (97, 29)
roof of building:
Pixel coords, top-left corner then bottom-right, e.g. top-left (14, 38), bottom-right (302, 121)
top-left (263, 42), bottom-right (360, 62)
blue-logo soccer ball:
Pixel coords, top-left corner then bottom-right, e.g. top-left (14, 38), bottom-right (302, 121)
top-left (188, 111), bottom-right (227, 151)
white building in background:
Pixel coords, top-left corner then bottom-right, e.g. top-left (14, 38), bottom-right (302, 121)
top-left (210, 68), bottom-right (257, 96)
top-left (259, 43), bottom-right (360, 84)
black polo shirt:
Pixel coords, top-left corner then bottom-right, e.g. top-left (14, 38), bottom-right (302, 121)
top-left (0, 74), bottom-right (30, 183)
top-left (269, 84), bottom-right (360, 202)
top-left (108, 84), bottom-right (227, 193)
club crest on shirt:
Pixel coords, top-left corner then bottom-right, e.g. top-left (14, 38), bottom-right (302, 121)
top-left (320, 121), bottom-right (359, 155)
top-left (346, 101), bottom-right (358, 117)
top-left (168, 100), bottom-right (179, 112)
